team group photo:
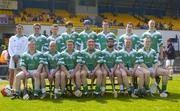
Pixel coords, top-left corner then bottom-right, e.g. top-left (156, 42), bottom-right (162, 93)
top-left (0, 0), bottom-right (179, 111)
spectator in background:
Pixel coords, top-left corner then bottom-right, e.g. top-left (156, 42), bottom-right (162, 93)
top-left (165, 38), bottom-right (175, 80)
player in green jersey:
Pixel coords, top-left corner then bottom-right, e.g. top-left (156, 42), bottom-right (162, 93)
top-left (12, 40), bottom-right (44, 99)
top-left (61, 21), bottom-right (80, 51)
top-left (138, 37), bottom-right (169, 97)
top-left (117, 22), bottom-right (141, 50)
top-left (79, 20), bottom-right (97, 50)
top-left (97, 20), bottom-right (116, 50)
top-left (40, 41), bottom-right (61, 99)
top-left (101, 36), bottom-right (120, 96)
top-left (59, 39), bottom-right (82, 96)
top-left (141, 20), bottom-right (164, 60)
top-left (28, 23), bottom-right (48, 52)
top-left (81, 38), bottom-right (103, 96)
top-left (116, 37), bottom-right (145, 97)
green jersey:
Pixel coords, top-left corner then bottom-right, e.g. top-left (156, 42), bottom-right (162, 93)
top-left (137, 47), bottom-right (158, 68)
top-left (20, 50), bottom-right (44, 70)
top-left (60, 49), bottom-right (81, 70)
top-left (28, 34), bottom-right (48, 52)
top-left (117, 33), bottom-right (141, 50)
top-left (43, 51), bottom-right (60, 70)
top-left (47, 34), bottom-right (60, 46)
top-left (141, 31), bottom-right (163, 53)
top-left (97, 32), bottom-right (116, 50)
top-left (81, 48), bottom-right (103, 71)
top-left (102, 48), bottom-right (117, 68)
top-left (79, 30), bottom-right (97, 50)
top-left (55, 37), bottom-right (65, 52)
top-left (61, 31), bottom-right (79, 50)
top-left (116, 48), bottom-right (138, 69)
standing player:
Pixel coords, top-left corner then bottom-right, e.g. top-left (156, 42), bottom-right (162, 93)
top-left (97, 20), bottom-right (116, 50)
top-left (101, 36), bottom-right (120, 95)
top-left (141, 20), bottom-right (164, 91)
top-left (28, 23), bottom-right (48, 52)
top-left (11, 40), bottom-right (44, 99)
top-left (59, 39), bottom-right (82, 97)
top-left (8, 24), bottom-right (28, 89)
top-left (81, 38), bottom-right (103, 96)
top-left (117, 22), bottom-right (141, 50)
top-left (79, 20), bottom-right (97, 50)
top-left (40, 41), bottom-right (61, 99)
top-left (138, 37), bottom-right (169, 97)
top-left (61, 21), bottom-right (80, 51)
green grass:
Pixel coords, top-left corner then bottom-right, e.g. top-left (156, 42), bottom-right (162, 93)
top-left (0, 76), bottom-right (180, 111)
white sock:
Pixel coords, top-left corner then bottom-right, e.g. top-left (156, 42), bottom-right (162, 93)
top-left (54, 88), bottom-right (58, 94)
top-left (41, 88), bottom-right (46, 93)
top-left (120, 85), bottom-right (124, 90)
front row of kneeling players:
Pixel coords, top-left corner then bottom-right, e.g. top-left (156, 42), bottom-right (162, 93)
top-left (12, 36), bottom-right (169, 99)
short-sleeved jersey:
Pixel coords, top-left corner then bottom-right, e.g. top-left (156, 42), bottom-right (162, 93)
top-left (117, 33), bottom-right (141, 50)
top-left (102, 48), bottom-right (117, 68)
top-left (20, 50), bottom-right (44, 70)
top-left (81, 48), bottom-right (103, 71)
top-left (79, 30), bottom-right (97, 50)
top-left (43, 51), bottom-right (60, 70)
top-left (28, 34), bottom-right (48, 52)
top-left (55, 37), bottom-right (65, 52)
top-left (141, 31), bottom-right (163, 53)
top-left (97, 32), bottom-right (116, 50)
top-left (60, 49), bottom-right (81, 70)
top-left (61, 31), bottom-right (79, 50)
top-left (116, 48), bottom-right (138, 69)
top-left (137, 47), bottom-right (158, 68)
top-left (47, 35), bottom-right (60, 46)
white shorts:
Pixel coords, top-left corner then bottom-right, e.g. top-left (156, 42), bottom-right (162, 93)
top-left (28, 70), bottom-right (37, 75)
top-left (9, 57), bottom-right (20, 69)
top-left (49, 69), bottom-right (56, 74)
top-left (166, 59), bottom-right (174, 67)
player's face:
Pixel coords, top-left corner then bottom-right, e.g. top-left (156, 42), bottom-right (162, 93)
top-left (49, 42), bottom-right (56, 51)
top-left (148, 21), bottom-right (155, 29)
top-left (66, 25), bottom-right (73, 32)
top-left (107, 40), bottom-right (114, 48)
top-left (126, 24), bottom-right (133, 33)
top-left (51, 27), bottom-right (59, 34)
top-left (16, 27), bottom-right (23, 35)
top-left (124, 39), bottom-right (132, 48)
top-left (84, 24), bottom-right (91, 30)
top-left (102, 22), bottom-right (109, 29)
top-left (33, 26), bottom-right (41, 34)
top-left (87, 39), bottom-right (95, 49)
top-left (67, 42), bottom-right (74, 50)
top-left (28, 42), bottom-right (36, 51)
top-left (144, 38), bottom-right (151, 48)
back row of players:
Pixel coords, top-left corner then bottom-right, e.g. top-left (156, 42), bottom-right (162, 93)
top-left (10, 19), bottom-right (169, 99)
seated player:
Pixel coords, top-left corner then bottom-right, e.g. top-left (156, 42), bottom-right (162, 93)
top-left (101, 36), bottom-right (120, 96)
top-left (81, 38), bottom-right (103, 96)
top-left (59, 39), bottom-right (82, 97)
top-left (116, 37), bottom-right (144, 97)
top-left (40, 41), bottom-right (61, 99)
top-left (138, 37), bottom-right (169, 97)
top-left (12, 40), bottom-right (44, 99)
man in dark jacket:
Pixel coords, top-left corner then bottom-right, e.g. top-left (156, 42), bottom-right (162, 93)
top-left (165, 38), bottom-right (175, 80)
